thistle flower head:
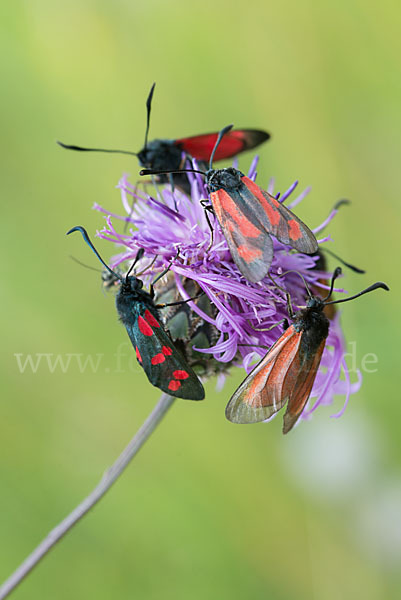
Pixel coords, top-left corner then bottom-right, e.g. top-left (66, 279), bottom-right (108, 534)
top-left (94, 157), bottom-right (361, 426)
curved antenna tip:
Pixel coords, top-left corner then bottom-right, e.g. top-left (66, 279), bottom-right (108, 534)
top-left (58, 141), bottom-right (75, 149)
top-left (325, 280), bottom-right (390, 306)
top-left (208, 124), bottom-right (235, 170)
top-left (66, 226), bottom-right (86, 236)
top-left (66, 226), bottom-right (123, 282)
top-left (222, 124), bottom-right (234, 134)
top-left (146, 83), bottom-right (156, 108)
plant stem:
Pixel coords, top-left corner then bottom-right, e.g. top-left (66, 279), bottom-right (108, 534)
top-left (0, 393), bottom-right (175, 600)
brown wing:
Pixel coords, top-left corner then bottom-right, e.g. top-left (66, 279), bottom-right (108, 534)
top-left (240, 176), bottom-right (318, 255)
top-left (282, 339), bottom-right (326, 434)
top-left (225, 326), bottom-right (302, 423)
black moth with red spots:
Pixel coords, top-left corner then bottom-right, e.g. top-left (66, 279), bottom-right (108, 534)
top-left (67, 226), bottom-right (205, 401)
top-left (116, 276), bottom-right (204, 400)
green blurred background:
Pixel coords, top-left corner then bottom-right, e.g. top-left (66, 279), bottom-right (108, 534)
top-left (1, 1), bottom-right (400, 598)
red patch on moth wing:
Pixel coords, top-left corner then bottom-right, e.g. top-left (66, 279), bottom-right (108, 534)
top-left (241, 177), bottom-right (281, 227)
top-left (168, 380), bottom-right (181, 391)
top-left (176, 133), bottom-right (243, 162)
top-left (246, 364), bottom-right (274, 405)
top-left (151, 353), bottom-right (166, 365)
top-left (144, 309), bottom-right (160, 328)
top-left (244, 327), bottom-right (298, 402)
top-left (237, 245), bottom-right (262, 263)
top-left (213, 190), bottom-right (261, 238)
top-left (173, 370), bottom-right (189, 380)
top-left (135, 346), bottom-right (142, 363)
top-left (226, 219), bottom-right (236, 232)
top-left (162, 346), bottom-right (173, 355)
top-left (138, 315), bottom-right (153, 336)
top-left (288, 219), bottom-right (302, 241)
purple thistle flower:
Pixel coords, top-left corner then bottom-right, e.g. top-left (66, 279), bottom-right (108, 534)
top-left (94, 157), bottom-right (361, 427)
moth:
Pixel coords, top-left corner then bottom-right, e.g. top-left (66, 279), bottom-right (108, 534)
top-left (225, 268), bottom-right (389, 433)
top-left (67, 226), bottom-right (205, 400)
top-left (58, 84), bottom-right (270, 194)
top-left (141, 125), bottom-right (318, 283)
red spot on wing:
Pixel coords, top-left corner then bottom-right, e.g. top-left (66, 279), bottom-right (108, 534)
top-left (173, 370), bottom-right (189, 380)
top-left (151, 353), bottom-right (166, 365)
top-left (237, 245), bottom-right (263, 263)
top-left (144, 309), bottom-right (160, 328)
top-left (138, 315), bottom-right (153, 336)
top-left (168, 380), bottom-right (181, 391)
top-left (288, 219), bottom-right (302, 241)
top-left (135, 347), bottom-right (142, 363)
top-left (241, 177), bottom-right (281, 227)
top-left (212, 190), bottom-right (262, 238)
top-left (162, 346), bottom-right (173, 355)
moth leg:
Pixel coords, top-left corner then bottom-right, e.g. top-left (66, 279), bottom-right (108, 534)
top-left (150, 174), bottom-right (168, 207)
top-left (200, 200), bottom-right (215, 216)
top-left (200, 200), bottom-right (215, 250)
top-left (167, 173), bottom-right (179, 211)
top-left (149, 250), bottom-right (181, 298)
top-left (156, 291), bottom-right (205, 309)
top-left (250, 317), bottom-right (288, 333)
top-left (285, 293), bottom-right (295, 319)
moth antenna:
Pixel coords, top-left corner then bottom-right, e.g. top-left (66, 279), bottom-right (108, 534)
top-left (69, 255), bottom-right (101, 273)
top-left (320, 247), bottom-right (365, 274)
top-left (325, 282), bottom-right (389, 306)
top-left (321, 267), bottom-right (342, 302)
top-left (151, 249), bottom-right (180, 285)
top-left (270, 270), bottom-right (314, 299)
top-left (57, 141), bottom-right (138, 157)
top-left (209, 124), bottom-right (234, 170)
top-left (140, 167), bottom-right (206, 177)
top-left (66, 226), bottom-right (123, 282)
top-left (268, 272), bottom-right (287, 294)
top-left (126, 248), bottom-right (145, 279)
top-left (135, 254), bottom-right (158, 277)
top-left (144, 83), bottom-right (156, 150)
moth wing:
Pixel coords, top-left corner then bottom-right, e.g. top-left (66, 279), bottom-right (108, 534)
top-left (126, 310), bottom-right (205, 401)
top-left (226, 326), bottom-right (302, 423)
top-left (211, 188), bottom-right (274, 283)
top-left (282, 339), bottom-right (326, 434)
top-left (240, 176), bottom-right (318, 254)
top-left (176, 129), bottom-right (270, 162)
